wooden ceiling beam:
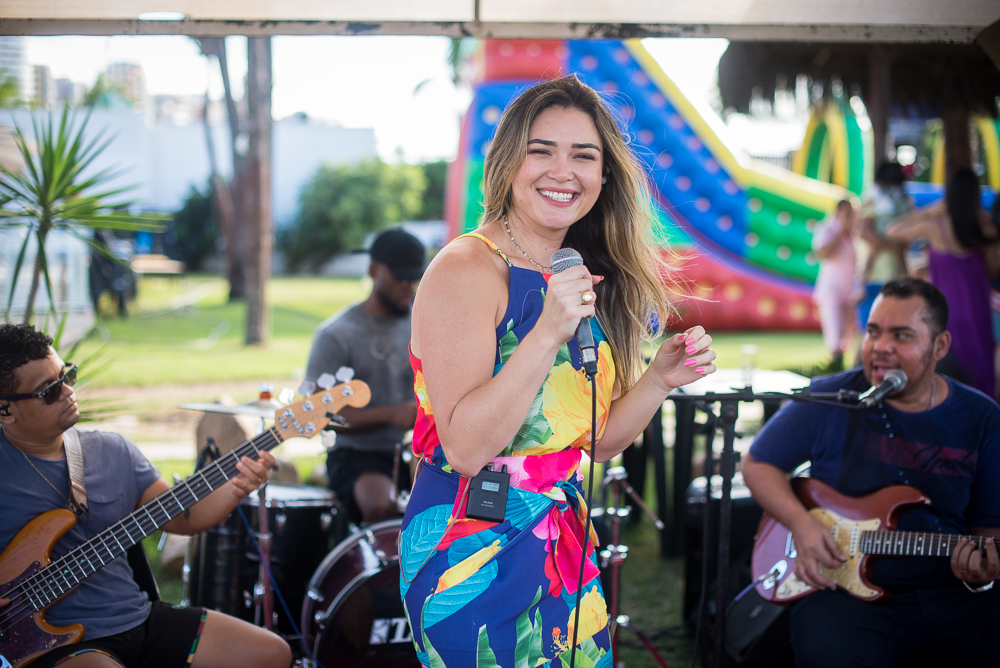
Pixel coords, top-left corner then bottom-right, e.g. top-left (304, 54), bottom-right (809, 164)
top-left (0, 19), bottom-right (988, 43)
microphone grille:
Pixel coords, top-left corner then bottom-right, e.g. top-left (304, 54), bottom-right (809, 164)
top-left (549, 248), bottom-right (582, 273)
top-left (886, 368), bottom-right (907, 390)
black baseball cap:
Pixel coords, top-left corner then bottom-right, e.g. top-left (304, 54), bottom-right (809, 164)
top-left (370, 229), bottom-right (427, 282)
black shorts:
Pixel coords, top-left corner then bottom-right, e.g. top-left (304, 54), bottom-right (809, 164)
top-left (32, 601), bottom-right (207, 668)
top-left (326, 447), bottom-right (410, 522)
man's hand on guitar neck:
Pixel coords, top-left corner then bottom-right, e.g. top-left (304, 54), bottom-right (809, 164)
top-left (951, 532), bottom-right (1000, 588)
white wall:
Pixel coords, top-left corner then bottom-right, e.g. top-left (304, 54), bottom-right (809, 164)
top-left (0, 109), bottom-right (376, 225)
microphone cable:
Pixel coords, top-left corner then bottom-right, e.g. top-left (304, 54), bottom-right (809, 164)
top-left (569, 370), bottom-right (599, 668)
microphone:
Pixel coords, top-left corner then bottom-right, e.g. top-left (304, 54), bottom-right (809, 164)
top-left (858, 369), bottom-right (907, 408)
top-left (549, 248), bottom-right (598, 376)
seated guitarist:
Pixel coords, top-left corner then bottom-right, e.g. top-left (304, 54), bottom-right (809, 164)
top-left (0, 324), bottom-right (292, 668)
top-left (742, 278), bottom-right (1000, 666)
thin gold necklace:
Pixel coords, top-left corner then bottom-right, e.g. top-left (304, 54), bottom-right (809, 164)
top-left (1, 427), bottom-right (81, 515)
top-left (503, 220), bottom-right (552, 272)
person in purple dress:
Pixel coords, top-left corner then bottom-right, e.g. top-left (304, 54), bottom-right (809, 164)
top-left (888, 168), bottom-right (1000, 399)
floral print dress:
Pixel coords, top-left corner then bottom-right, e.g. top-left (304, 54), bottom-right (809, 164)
top-left (401, 233), bottom-right (615, 668)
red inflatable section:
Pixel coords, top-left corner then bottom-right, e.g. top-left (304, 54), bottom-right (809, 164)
top-left (666, 249), bottom-right (821, 332)
top-left (481, 40), bottom-right (566, 80)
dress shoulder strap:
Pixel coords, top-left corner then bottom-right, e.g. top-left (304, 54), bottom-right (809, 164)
top-left (455, 232), bottom-right (513, 268)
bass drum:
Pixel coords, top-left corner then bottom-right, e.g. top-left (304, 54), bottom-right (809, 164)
top-left (301, 518), bottom-right (419, 667)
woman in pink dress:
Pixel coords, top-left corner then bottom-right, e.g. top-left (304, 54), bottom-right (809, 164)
top-left (812, 200), bottom-right (860, 369)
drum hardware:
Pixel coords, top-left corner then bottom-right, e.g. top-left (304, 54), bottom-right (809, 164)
top-left (600, 465), bottom-right (671, 668)
top-left (255, 482), bottom-right (276, 630)
top-left (184, 477), bottom-right (338, 640)
top-left (300, 518), bottom-right (420, 667)
top-left (391, 442), bottom-right (411, 514)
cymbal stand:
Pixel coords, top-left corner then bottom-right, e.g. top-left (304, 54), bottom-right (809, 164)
top-left (601, 466), bottom-right (670, 668)
top-left (255, 482), bottom-right (275, 631)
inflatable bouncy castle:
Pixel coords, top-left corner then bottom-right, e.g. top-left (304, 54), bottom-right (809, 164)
top-left (445, 39), bottom-right (850, 331)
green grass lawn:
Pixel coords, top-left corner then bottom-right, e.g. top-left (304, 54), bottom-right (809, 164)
top-left (93, 273), bottom-right (826, 667)
top-left (78, 274), bottom-right (828, 389)
top-left (77, 275), bottom-right (368, 387)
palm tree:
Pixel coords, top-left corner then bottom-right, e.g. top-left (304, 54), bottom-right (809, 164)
top-left (0, 106), bottom-right (163, 324)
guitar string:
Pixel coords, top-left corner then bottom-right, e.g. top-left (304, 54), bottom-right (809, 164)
top-left (859, 530), bottom-right (985, 556)
top-left (0, 428), bottom-right (286, 630)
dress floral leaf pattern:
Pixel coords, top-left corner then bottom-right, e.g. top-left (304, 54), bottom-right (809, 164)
top-left (401, 233), bottom-right (616, 667)
top-left (478, 625), bottom-right (502, 668)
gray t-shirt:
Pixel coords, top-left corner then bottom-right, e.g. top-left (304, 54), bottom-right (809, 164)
top-left (304, 303), bottom-right (414, 453)
top-left (0, 429), bottom-right (161, 639)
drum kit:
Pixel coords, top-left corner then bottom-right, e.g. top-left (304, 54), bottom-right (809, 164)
top-left (177, 390), bottom-right (420, 668)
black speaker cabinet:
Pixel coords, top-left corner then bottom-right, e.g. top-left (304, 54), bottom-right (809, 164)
top-left (682, 473), bottom-right (763, 628)
top-left (724, 588), bottom-right (793, 667)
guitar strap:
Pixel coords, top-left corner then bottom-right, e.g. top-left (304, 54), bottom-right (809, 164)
top-left (63, 428), bottom-right (89, 515)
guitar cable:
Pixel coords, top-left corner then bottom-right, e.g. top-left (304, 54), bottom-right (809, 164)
top-left (569, 371), bottom-right (599, 668)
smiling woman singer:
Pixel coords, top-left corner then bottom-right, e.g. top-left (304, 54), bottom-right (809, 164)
top-left (398, 75), bottom-right (717, 666)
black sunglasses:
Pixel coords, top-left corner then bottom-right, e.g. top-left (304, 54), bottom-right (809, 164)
top-left (0, 363), bottom-right (78, 405)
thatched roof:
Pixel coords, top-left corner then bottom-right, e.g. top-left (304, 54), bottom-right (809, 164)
top-left (718, 42), bottom-right (1000, 118)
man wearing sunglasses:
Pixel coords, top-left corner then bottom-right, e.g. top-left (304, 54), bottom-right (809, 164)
top-left (0, 324), bottom-right (292, 668)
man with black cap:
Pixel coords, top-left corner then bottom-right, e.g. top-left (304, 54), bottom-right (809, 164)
top-left (302, 228), bottom-right (426, 524)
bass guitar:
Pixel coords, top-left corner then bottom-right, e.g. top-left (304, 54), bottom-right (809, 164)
top-left (752, 477), bottom-right (990, 603)
top-left (0, 381), bottom-right (370, 667)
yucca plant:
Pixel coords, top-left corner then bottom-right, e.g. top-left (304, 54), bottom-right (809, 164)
top-left (0, 106), bottom-right (164, 324)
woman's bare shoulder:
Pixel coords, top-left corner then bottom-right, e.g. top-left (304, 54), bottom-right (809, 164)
top-left (421, 234), bottom-right (508, 289)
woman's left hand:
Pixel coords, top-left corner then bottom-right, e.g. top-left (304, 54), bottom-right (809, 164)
top-left (650, 326), bottom-right (716, 394)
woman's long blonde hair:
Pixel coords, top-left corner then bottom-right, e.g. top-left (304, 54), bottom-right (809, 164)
top-left (481, 75), bottom-right (675, 391)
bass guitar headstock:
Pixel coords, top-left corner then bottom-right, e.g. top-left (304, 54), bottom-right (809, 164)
top-left (271, 380), bottom-right (371, 441)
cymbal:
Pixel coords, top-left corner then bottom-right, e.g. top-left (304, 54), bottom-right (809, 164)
top-left (178, 398), bottom-right (284, 419)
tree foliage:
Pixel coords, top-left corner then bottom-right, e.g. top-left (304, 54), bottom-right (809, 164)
top-left (280, 159), bottom-right (425, 271)
top-left (417, 160), bottom-right (448, 221)
top-left (171, 183), bottom-right (217, 271)
top-left (0, 68), bottom-right (20, 108)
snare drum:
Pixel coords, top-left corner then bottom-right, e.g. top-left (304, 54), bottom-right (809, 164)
top-left (186, 482), bottom-right (338, 635)
top-left (301, 518), bottom-right (419, 667)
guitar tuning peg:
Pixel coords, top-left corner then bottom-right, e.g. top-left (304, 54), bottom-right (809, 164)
top-left (316, 373), bottom-right (337, 390)
top-left (335, 366), bottom-right (355, 383)
top-left (298, 380), bottom-right (317, 397)
top-left (278, 387), bottom-right (296, 405)
top-left (326, 413), bottom-right (349, 427)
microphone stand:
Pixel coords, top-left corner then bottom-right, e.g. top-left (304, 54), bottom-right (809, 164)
top-left (671, 386), bottom-right (862, 668)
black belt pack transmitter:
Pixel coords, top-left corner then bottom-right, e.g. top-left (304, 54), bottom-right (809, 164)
top-left (467, 464), bottom-right (510, 522)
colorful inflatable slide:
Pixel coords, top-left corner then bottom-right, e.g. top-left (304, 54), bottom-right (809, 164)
top-left (446, 39), bottom-right (849, 331)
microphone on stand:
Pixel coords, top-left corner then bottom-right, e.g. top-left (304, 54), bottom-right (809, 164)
top-left (857, 369), bottom-right (907, 408)
top-left (549, 248), bottom-right (598, 376)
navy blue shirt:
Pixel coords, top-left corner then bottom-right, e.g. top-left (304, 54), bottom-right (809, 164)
top-left (0, 429), bottom-right (161, 639)
top-left (749, 370), bottom-right (1000, 592)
